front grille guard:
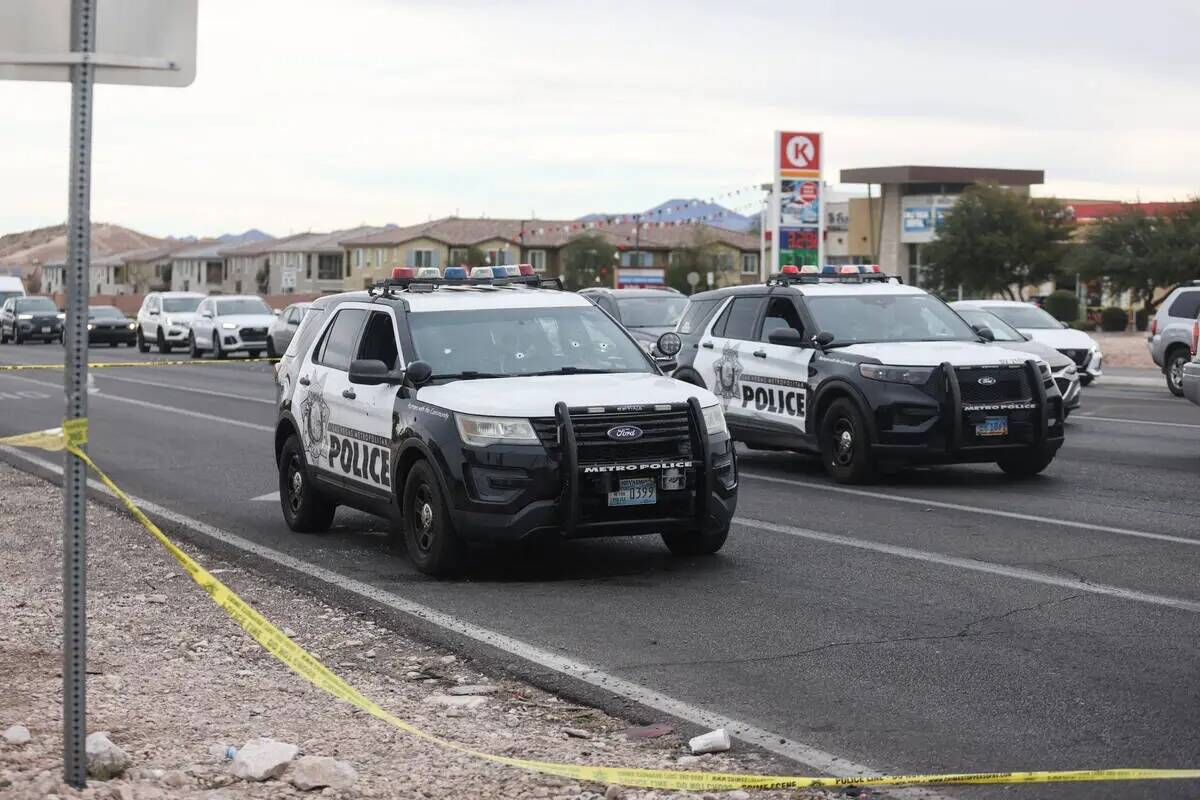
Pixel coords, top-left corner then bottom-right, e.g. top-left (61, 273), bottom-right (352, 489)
top-left (553, 398), bottom-right (711, 537)
top-left (941, 360), bottom-right (1047, 453)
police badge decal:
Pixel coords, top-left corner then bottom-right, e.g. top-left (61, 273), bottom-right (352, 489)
top-left (712, 342), bottom-right (743, 401)
top-left (298, 371), bottom-right (331, 463)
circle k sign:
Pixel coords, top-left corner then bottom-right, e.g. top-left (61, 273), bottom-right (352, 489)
top-left (780, 132), bottom-right (821, 172)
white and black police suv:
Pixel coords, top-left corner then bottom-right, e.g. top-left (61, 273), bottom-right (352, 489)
top-left (273, 265), bottom-right (738, 576)
top-left (673, 265), bottom-right (1065, 484)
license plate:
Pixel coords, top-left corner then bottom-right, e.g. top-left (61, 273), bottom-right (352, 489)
top-left (975, 416), bottom-right (1008, 437)
top-left (41, 326), bottom-right (50, 333)
top-left (608, 478), bottom-right (656, 507)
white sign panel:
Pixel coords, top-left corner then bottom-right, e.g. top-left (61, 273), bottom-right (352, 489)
top-left (281, 265), bottom-right (298, 291)
top-left (0, 0), bottom-right (197, 87)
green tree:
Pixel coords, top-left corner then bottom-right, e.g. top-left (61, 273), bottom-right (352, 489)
top-left (560, 234), bottom-right (616, 290)
top-left (923, 184), bottom-right (1074, 299)
top-left (1068, 199), bottom-right (1200, 310)
top-left (665, 228), bottom-right (721, 293)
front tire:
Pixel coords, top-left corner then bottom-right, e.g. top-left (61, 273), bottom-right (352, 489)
top-left (213, 335), bottom-right (226, 360)
top-left (997, 448), bottom-right (1055, 478)
top-left (662, 525), bottom-right (728, 556)
top-left (402, 460), bottom-right (463, 576)
top-left (136, 328), bottom-right (149, 352)
top-left (1165, 350), bottom-right (1188, 397)
top-left (278, 434), bottom-right (336, 533)
top-left (818, 398), bottom-right (877, 484)
top-left (267, 337), bottom-right (277, 358)
top-left (156, 328), bottom-right (171, 354)
top-left (188, 332), bottom-right (200, 358)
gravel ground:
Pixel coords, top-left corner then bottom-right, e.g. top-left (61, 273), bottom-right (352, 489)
top-left (0, 464), bottom-right (836, 800)
top-left (1091, 332), bottom-right (1154, 368)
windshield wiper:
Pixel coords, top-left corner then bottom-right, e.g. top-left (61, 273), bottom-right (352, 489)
top-left (430, 370), bottom-right (504, 381)
top-left (521, 367), bottom-right (620, 376)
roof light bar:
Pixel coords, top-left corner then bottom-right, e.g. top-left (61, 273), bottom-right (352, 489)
top-left (391, 267), bottom-right (415, 279)
top-left (416, 267), bottom-right (441, 279)
top-left (518, 264), bottom-right (536, 276)
top-left (780, 264), bottom-right (800, 275)
top-left (470, 266), bottom-right (494, 279)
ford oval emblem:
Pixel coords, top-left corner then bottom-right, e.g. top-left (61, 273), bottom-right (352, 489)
top-left (607, 425), bottom-right (643, 441)
top-left (978, 376), bottom-right (997, 385)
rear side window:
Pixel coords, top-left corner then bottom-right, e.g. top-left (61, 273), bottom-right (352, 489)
top-left (357, 311), bottom-right (400, 370)
top-left (1167, 290), bottom-right (1200, 320)
top-left (717, 297), bottom-right (765, 341)
top-left (677, 298), bottom-right (721, 335)
top-left (760, 297), bottom-right (804, 342)
top-left (314, 308), bottom-right (366, 370)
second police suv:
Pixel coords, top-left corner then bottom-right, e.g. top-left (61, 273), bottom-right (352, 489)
top-left (272, 265), bottom-right (737, 575)
top-left (671, 265), bottom-right (1066, 483)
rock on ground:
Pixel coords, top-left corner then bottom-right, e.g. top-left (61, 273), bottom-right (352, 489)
top-left (2, 725), bottom-right (31, 745)
top-left (289, 755), bottom-right (358, 791)
top-left (229, 737), bottom-right (298, 782)
top-left (85, 731), bottom-right (132, 779)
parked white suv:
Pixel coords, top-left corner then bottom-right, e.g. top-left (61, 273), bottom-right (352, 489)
top-left (188, 295), bottom-right (276, 359)
top-left (1147, 282), bottom-right (1200, 396)
top-left (952, 299), bottom-right (1103, 385)
top-left (136, 291), bottom-right (204, 353)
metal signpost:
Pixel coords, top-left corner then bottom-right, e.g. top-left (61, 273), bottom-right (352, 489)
top-left (0, 0), bottom-right (196, 786)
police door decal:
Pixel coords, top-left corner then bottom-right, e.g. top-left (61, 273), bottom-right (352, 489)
top-left (297, 371), bottom-right (331, 464)
top-left (711, 341), bottom-right (807, 425)
top-left (325, 424), bottom-right (392, 489)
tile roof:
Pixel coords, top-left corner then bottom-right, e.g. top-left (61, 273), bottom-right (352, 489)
top-left (218, 232), bottom-right (314, 257)
top-left (270, 226), bottom-right (386, 254)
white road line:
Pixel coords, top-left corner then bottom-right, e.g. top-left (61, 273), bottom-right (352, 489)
top-left (1071, 415), bottom-right (1200, 430)
top-left (251, 491), bottom-right (279, 502)
top-left (0, 446), bottom-right (945, 798)
top-left (1, 373), bottom-right (273, 433)
top-left (92, 372), bottom-right (275, 405)
top-left (740, 471), bottom-right (1200, 548)
top-left (736, 516), bottom-right (1200, 615)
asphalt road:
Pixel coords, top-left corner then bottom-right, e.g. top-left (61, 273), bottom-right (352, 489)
top-left (2, 341), bottom-right (1198, 799)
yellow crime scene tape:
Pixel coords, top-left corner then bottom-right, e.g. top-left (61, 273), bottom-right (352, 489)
top-left (0, 357), bottom-right (279, 371)
top-left (2, 418), bottom-right (1198, 791)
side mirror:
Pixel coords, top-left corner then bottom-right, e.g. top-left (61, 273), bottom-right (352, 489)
top-left (767, 328), bottom-right (808, 348)
top-left (973, 324), bottom-right (995, 342)
top-left (348, 359), bottom-right (391, 385)
top-left (404, 359), bottom-right (433, 387)
top-left (813, 331), bottom-right (836, 349)
top-left (656, 331), bottom-right (682, 357)
top-left (202, 310), bottom-right (213, 318)
top-left (1060, 320), bottom-right (1069, 329)
top-left (273, 309), bottom-right (282, 317)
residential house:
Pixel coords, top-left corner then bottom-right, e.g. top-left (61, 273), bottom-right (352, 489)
top-left (169, 240), bottom-right (227, 293)
top-left (340, 218), bottom-right (574, 290)
top-left (264, 227), bottom-right (384, 295)
top-left (219, 233), bottom-right (313, 295)
top-left (43, 243), bottom-right (186, 295)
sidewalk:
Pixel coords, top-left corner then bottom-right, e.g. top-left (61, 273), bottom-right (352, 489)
top-left (0, 464), bottom-right (822, 800)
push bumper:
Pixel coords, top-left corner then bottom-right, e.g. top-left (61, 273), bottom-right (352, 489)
top-left (864, 360), bottom-right (1064, 465)
top-left (446, 398), bottom-right (737, 544)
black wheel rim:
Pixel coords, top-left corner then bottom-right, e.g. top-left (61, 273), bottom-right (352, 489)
top-left (832, 417), bottom-right (855, 467)
top-left (411, 483), bottom-right (435, 553)
top-left (1170, 357), bottom-right (1184, 388)
top-left (285, 454), bottom-right (304, 514)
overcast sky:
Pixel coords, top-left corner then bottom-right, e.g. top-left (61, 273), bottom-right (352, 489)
top-left (2, 0), bottom-right (1197, 238)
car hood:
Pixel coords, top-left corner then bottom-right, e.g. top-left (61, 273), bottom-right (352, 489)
top-left (215, 313), bottom-right (275, 327)
top-left (989, 339), bottom-right (1073, 368)
top-left (1017, 327), bottom-right (1098, 350)
top-left (415, 372), bottom-right (719, 417)
top-left (838, 340), bottom-right (1047, 368)
top-left (162, 312), bottom-right (198, 325)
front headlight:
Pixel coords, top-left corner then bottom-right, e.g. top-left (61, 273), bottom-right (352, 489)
top-left (57, 312), bottom-right (66, 320)
top-left (17, 313), bottom-right (32, 320)
top-left (702, 404), bottom-right (728, 437)
top-left (127, 322), bottom-right (136, 330)
top-left (454, 413), bottom-right (539, 447)
top-left (859, 364), bottom-right (934, 385)
top-left (86, 323), bottom-right (95, 330)
top-left (221, 322), bottom-right (238, 330)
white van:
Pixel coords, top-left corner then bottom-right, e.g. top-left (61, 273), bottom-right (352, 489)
top-left (0, 275), bottom-right (27, 306)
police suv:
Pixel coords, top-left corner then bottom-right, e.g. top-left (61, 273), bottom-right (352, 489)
top-left (273, 265), bottom-right (738, 575)
top-left (673, 266), bottom-right (1065, 483)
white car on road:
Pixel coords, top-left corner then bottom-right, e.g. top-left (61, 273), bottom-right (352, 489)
top-left (136, 291), bottom-right (205, 353)
top-left (952, 300), bottom-right (1103, 385)
top-left (188, 295), bottom-right (276, 359)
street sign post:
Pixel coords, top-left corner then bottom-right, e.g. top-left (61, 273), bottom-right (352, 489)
top-left (0, 0), bottom-right (196, 787)
top-left (770, 130), bottom-right (824, 275)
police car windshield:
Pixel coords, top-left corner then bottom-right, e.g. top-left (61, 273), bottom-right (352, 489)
top-left (162, 297), bottom-right (201, 313)
top-left (216, 298), bottom-right (271, 316)
top-left (615, 295), bottom-right (687, 328)
top-left (955, 309), bottom-right (1026, 342)
top-left (806, 294), bottom-right (977, 345)
top-left (980, 304), bottom-right (1061, 329)
top-left (408, 306), bottom-right (653, 379)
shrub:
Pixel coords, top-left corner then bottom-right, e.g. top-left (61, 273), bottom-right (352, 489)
top-left (1099, 306), bottom-right (1129, 332)
top-left (1043, 290), bottom-right (1079, 322)
top-left (1069, 320), bottom-right (1095, 332)
top-left (1134, 307), bottom-right (1150, 332)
